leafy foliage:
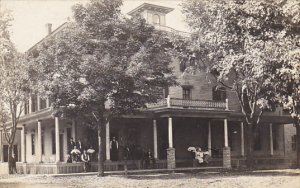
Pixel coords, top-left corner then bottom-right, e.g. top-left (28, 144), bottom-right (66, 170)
top-left (0, 4), bottom-right (30, 173)
top-left (181, 0), bottom-right (300, 124)
top-left (28, 0), bottom-right (176, 175)
top-left (181, 0), bottom-right (300, 167)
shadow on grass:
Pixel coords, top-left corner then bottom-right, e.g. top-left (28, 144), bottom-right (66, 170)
top-left (124, 169), bottom-right (300, 180)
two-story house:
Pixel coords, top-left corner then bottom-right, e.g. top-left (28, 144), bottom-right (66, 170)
top-left (0, 3), bottom-right (297, 174)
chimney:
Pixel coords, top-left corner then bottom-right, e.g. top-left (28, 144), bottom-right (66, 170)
top-left (45, 23), bottom-right (52, 35)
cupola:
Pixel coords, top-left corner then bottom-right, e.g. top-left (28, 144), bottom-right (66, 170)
top-left (128, 3), bottom-right (174, 26)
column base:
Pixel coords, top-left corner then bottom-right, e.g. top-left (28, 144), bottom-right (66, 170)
top-left (167, 148), bottom-right (176, 169)
top-left (223, 147), bottom-right (231, 169)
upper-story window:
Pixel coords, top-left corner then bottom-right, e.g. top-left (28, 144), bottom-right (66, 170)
top-left (24, 100), bottom-right (29, 115)
top-left (31, 94), bottom-right (38, 112)
top-left (40, 98), bottom-right (47, 110)
top-left (153, 14), bottom-right (160, 25)
top-left (212, 86), bottom-right (226, 101)
top-left (182, 87), bottom-right (192, 100)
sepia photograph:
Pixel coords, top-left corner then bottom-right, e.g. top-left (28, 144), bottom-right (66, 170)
top-left (0, 0), bottom-right (300, 187)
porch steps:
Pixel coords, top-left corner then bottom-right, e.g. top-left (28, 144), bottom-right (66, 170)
top-left (50, 166), bottom-right (225, 177)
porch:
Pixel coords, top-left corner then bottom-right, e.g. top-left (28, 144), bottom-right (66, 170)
top-left (12, 156), bottom-right (293, 174)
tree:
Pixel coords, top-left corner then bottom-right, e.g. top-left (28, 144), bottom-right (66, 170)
top-left (276, 49), bottom-right (300, 167)
top-left (28, 0), bottom-right (176, 176)
top-left (181, 0), bottom-right (300, 168)
top-left (274, 0), bottom-right (300, 169)
top-left (0, 6), bottom-right (30, 173)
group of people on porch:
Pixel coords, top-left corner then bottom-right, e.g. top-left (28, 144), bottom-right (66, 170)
top-left (188, 146), bottom-right (211, 166)
top-left (110, 136), bottom-right (155, 169)
top-left (67, 138), bottom-right (94, 162)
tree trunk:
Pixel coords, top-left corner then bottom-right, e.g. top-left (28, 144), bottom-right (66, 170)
top-left (97, 120), bottom-right (105, 177)
top-left (8, 144), bottom-right (13, 174)
top-left (296, 122), bottom-right (300, 168)
top-left (245, 123), bottom-right (255, 169)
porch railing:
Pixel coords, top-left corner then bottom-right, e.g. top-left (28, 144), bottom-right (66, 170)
top-left (146, 96), bottom-right (229, 110)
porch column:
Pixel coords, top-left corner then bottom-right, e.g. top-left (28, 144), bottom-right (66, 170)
top-left (105, 121), bottom-right (110, 161)
top-left (208, 120), bottom-right (212, 155)
top-left (269, 123), bottom-right (273, 156)
top-left (71, 119), bottom-right (76, 140)
top-left (223, 118), bottom-right (231, 168)
top-left (55, 117), bottom-right (60, 163)
top-left (37, 120), bottom-right (42, 163)
top-left (224, 119), bottom-right (228, 147)
top-left (0, 130), bottom-right (2, 162)
top-left (153, 119), bottom-right (158, 159)
top-left (167, 117), bottom-right (175, 169)
top-left (21, 124), bottom-right (26, 163)
top-left (240, 122), bottom-right (245, 157)
top-left (168, 117), bottom-right (173, 148)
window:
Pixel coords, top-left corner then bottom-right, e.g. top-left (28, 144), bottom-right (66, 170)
top-left (52, 130), bottom-right (56, 154)
top-left (24, 100), bottom-right (29, 115)
top-left (182, 88), bottom-right (191, 100)
top-left (42, 129), bottom-right (45, 155)
top-left (163, 87), bottom-right (169, 98)
top-left (272, 125), bottom-right (279, 150)
top-left (292, 135), bottom-right (297, 151)
top-left (31, 133), bottom-right (35, 155)
top-left (31, 95), bottom-right (37, 112)
top-left (212, 86), bottom-right (226, 101)
top-left (40, 98), bottom-right (47, 110)
top-left (153, 14), bottom-right (160, 25)
top-left (254, 131), bottom-right (261, 151)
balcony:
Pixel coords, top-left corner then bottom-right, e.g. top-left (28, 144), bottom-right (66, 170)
top-left (146, 97), bottom-right (229, 111)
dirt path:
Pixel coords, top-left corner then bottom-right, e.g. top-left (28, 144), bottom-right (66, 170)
top-left (0, 169), bottom-right (299, 188)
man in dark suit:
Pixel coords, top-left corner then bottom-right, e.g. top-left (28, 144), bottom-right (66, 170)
top-left (68, 138), bottom-right (76, 155)
top-left (76, 139), bottom-right (84, 153)
top-left (110, 137), bottom-right (119, 161)
top-left (144, 149), bottom-right (155, 169)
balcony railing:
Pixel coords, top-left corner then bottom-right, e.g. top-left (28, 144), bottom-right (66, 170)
top-left (146, 96), bottom-right (228, 111)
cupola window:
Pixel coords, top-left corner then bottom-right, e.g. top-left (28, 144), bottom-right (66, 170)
top-left (153, 14), bottom-right (160, 25)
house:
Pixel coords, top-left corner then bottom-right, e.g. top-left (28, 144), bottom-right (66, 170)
top-left (0, 3), bottom-right (297, 174)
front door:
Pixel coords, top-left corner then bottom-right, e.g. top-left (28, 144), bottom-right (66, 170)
top-left (59, 134), bottom-right (64, 161)
top-left (3, 145), bottom-right (8, 162)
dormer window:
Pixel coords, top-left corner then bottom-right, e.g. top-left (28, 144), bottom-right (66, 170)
top-left (153, 14), bottom-right (160, 25)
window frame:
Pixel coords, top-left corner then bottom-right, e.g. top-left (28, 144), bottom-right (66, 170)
top-left (182, 87), bottom-right (192, 100)
top-left (153, 14), bottom-right (160, 25)
top-left (212, 86), bottom-right (227, 101)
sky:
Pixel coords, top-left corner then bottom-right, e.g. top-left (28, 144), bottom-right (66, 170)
top-left (1, 0), bottom-right (188, 52)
